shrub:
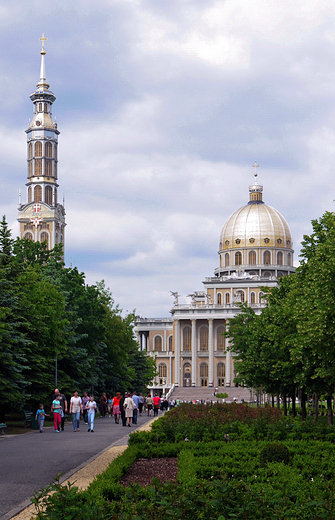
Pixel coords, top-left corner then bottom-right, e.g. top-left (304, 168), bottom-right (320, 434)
top-left (260, 442), bottom-right (291, 466)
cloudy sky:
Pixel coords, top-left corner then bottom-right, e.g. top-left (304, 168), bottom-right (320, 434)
top-left (1, 0), bottom-right (335, 317)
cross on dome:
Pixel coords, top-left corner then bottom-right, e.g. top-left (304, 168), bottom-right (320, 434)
top-left (252, 162), bottom-right (259, 180)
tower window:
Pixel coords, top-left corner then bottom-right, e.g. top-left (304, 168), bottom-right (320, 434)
top-left (277, 251), bottom-right (283, 265)
top-left (249, 237), bottom-right (255, 243)
top-left (28, 162), bottom-right (33, 178)
top-left (44, 103), bottom-right (48, 113)
top-left (45, 142), bottom-right (52, 158)
top-left (277, 238), bottom-right (282, 244)
top-left (54, 146), bottom-right (57, 160)
top-left (264, 238), bottom-right (270, 244)
top-left (35, 141), bottom-right (42, 157)
top-left (40, 232), bottom-right (49, 248)
top-left (235, 238), bottom-right (241, 244)
top-left (225, 240), bottom-right (229, 246)
top-left (45, 186), bottom-right (52, 205)
top-left (54, 162), bottom-right (57, 178)
top-left (287, 252), bottom-right (291, 266)
top-left (28, 143), bottom-right (33, 159)
top-left (28, 186), bottom-right (32, 203)
top-left (45, 159), bottom-right (52, 176)
top-left (225, 253), bottom-right (229, 267)
top-left (54, 188), bottom-right (57, 204)
top-left (235, 252), bottom-right (242, 265)
top-left (34, 159), bottom-right (42, 176)
top-left (34, 185), bottom-right (42, 202)
top-left (38, 103), bottom-right (42, 112)
top-left (249, 251), bottom-right (256, 265)
top-left (264, 251), bottom-right (271, 265)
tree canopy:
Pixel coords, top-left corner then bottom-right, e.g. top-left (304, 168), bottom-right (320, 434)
top-left (0, 217), bottom-right (156, 418)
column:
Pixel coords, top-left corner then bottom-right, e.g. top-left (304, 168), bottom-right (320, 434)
top-left (174, 320), bottom-right (180, 387)
top-left (141, 333), bottom-right (146, 351)
top-left (226, 348), bottom-right (231, 386)
top-left (191, 319), bottom-right (196, 387)
top-left (208, 319), bottom-right (214, 387)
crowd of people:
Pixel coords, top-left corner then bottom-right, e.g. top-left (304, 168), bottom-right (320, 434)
top-left (36, 389), bottom-right (168, 433)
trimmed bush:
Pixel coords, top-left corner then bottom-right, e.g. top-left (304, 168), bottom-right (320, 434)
top-left (259, 442), bottom-right (291, 466)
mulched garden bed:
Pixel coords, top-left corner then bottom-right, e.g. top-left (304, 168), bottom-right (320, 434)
top-left (120, 457), bottom-right (178, 486)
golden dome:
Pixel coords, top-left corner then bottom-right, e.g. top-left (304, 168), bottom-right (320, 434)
top-left (216, 171), bottom-right (294, 277)
top-left (220, 203), bottom-right (292, 250)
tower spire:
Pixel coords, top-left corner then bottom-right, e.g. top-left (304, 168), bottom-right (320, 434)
top-left (37, 33), bottom-right (49, 90)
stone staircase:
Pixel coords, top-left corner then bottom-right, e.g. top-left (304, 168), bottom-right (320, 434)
top-left (169, 386), bottom-right (254, 403)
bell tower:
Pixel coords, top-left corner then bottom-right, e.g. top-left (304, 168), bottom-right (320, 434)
top-left (18, 34), bottom-right (66, 254)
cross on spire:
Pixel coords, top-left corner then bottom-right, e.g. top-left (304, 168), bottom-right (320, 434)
top-left (252, 162), bottom-right (259, 179)
top-left (39, 33), bottom-right (47, 51)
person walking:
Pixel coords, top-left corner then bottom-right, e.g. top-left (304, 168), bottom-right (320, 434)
top-left (112, 392), bottom-right (121, 424)
top-left (99, 392), bottom-right (107, 417)
top-left (69, 391), bottom-right (82, 431)
top-left (82, 392), bottom-right (90, 425)
top-left (138, 393), bottom-right (144, 416)
top-left (153, 394), bottom-right (160, 417)
top-left (119, 392), bottom-right (127, 426)
top-left (146, 394), bottom-right (153, 416)
top-left (51, 396), bottom-right (62, 432)
top-left (124, 393), bottom-right (136, 427)
top-left (53, 388), bottom-right (68, 432)
top-left (132, 391), bottom-right (140, 424)
top-left (107, 395), bottom-right (113, 417)
top-left (87, 395), bottom-right (97, 432)
top-left (35, 404), bottom-right (48, 433)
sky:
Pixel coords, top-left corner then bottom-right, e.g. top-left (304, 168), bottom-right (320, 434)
top-left (1, 0), bottom-right (335, 317)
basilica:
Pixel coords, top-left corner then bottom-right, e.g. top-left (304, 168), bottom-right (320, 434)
top-left (134, 172), bottom-right (295, 394)
top-left (17, 35), bottom-right (66, 253)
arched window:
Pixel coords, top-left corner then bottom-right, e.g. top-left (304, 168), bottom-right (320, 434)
top-left (277, 251), bottom-right (283, 265)
top-left (168, 335), bottom-right (173, 351)
top-left (235, 252), bottom-right (242, 265)
top-left (28, 143), bottom-right (33, 159)
top-left (217, 293), bottom-right (222, 305)
top-left (54, 146), bottom-right (57, 160)
top-left (250, 292), bottom-right (256, 304)
top-left (45, 142), bottom-right (52, 158)
top-left (225, 253), bottom-right (229, 267)
top-left (159, 363), bottom-right (167, 378)
top-left (45, 186), bottom-right (52, 205)
top-left (35, 141), bottom-right (42, 157)
top-left (199, 326), bottom-right (208, 351)
top-left (54, 162), bottom-right (57, 178)
top-left (45, 160), bottom-right (52, 176)
top-left (38, 103), bottom-right (42, 112)
top-left (40, 232), bottom-right (49, 247)
top-left (34, 159), bottom-right (42, 176)
top-left (287, 253), bottom-right (291, 266)
top-left (34, 185), bottom-right (42, 202)
top-left (28, 162), bottom-right (32, 177)
top-left (28, 186), bottom-right (32, 203)
top-left (216, 325), bottom-right (225, 351)
top-left (225, 292), bottom-right (230, 304)
top-left (217, 362), bottom-right (226, 386)
top-left (264, 251), bottom-right (271, 265)
top-left (182, 326), bottom-right (191, 351)
top-left (154, 336), bottom-right (162, 352)
top-left (249, 251), bottom-right (256, 265)
top-left (200, 363), bottom-right (208, 386)
top-left (263, 272), bottom-right (271, 279)
top-left (44, 103), bottom-right (48, 113)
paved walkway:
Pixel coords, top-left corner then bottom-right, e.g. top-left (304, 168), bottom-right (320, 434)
top-left (1, 413), bottom-right (158, 520)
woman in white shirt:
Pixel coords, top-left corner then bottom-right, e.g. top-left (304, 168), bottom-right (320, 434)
top-left (69, 391), bottom-right (83, 431)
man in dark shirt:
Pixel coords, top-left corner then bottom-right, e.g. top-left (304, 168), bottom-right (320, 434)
top-left (119, 392), bottom-right (127, 427)
top-left (53, 388), bottom-right (68, 431)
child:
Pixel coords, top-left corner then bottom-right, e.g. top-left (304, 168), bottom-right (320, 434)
top-left (35, 404), bottom-right (48, 433)
top-left (87, 395), bottom-right (97, 432)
